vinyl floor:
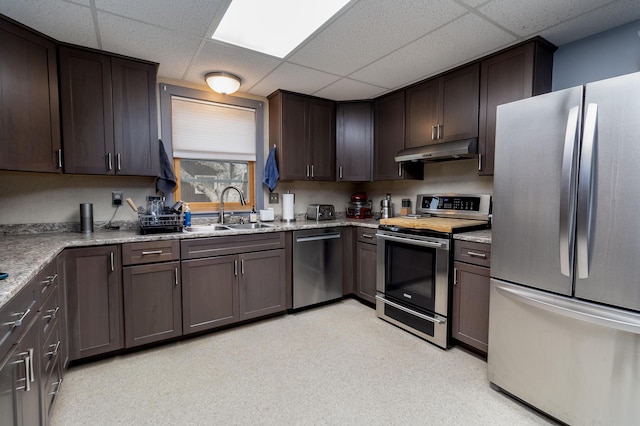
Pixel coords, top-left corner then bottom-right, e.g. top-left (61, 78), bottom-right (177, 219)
top-left (50, 298), bottom-right (556, 426)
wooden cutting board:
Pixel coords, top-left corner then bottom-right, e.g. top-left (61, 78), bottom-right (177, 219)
top-left (379, 217), bottom-right (488, 233)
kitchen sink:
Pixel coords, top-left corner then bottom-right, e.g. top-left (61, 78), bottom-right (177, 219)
top-left (225, 223), bottom-right (274, 230)
top-left (185, 224), bottom-right (231, 232)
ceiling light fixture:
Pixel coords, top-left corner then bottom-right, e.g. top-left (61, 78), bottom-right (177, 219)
top-left (212, 0), bottom-right (350, 58)
top-left (205, 72), bottom-right (242, 95)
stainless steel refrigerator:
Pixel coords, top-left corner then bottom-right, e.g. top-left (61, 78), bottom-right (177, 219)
top-left (489, 71), bottom-right (640, 425)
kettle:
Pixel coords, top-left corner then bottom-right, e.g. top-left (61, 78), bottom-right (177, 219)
top-left (380, 194), bottom-right (394, 219)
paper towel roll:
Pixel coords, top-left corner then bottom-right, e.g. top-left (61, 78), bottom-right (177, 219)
top-left (282, 193), bottom-right (295, 221)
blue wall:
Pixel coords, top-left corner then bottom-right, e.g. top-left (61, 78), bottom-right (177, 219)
top-left (553, 19), bottom-right (640, 90)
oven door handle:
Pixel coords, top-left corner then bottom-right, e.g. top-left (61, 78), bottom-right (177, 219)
top-left (375, 295), bottom-right (446, 324)
top-left (376, 233), bottom-right (446, 249)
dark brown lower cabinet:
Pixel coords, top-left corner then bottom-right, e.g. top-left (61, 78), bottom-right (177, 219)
top-left (65, 245), bottom-right (123, 360)
top-left (122, 261), bottom-right (182, 348)
top-left (239, 249), bottom-right (286, 321)
top-left (452, 241), bottom-right (492, 355)
top-left (356, 228), bottom-right (378, 304)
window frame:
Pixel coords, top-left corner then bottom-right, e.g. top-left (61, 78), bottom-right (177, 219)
top-left (159, 83), bottom-right (265, 213)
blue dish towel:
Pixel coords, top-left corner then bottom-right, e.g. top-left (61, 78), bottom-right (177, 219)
top-left (263, 146), bottom-right (279, 191)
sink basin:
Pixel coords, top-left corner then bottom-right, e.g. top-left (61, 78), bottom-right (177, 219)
top-left (225, 223), bottom-right (274, 230)
top-left (185, 224), bottom-right (231, 232)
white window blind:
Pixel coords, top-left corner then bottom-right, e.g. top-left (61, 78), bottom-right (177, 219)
top-left (171, 96), bottom-right (256, 161)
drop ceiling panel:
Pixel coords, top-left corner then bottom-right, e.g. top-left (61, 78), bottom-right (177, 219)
top-left (538, 0), bottom-right (640, 45)
top-left (0, 0), bottom-right (98, 48)
top-left (351, 13), bottom-right (516, 89)
top-left (249, 62), bottom-right (341, 98)
top-left (288, 0), bottom-right (467, 76)
top-left (478, 0), bottom-right (619, 38)
top-left (94, 0), bottom-right (225, 37)
top-left (98, 12), bottom-right (202, 79)
top-left (184, 40), bottom-right (282, 92)
top-left (314, 77), bottom-right (388, 101)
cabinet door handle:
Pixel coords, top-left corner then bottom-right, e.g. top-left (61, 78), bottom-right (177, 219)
top-left (141, 250), bottom-right (163, 256)
top-left (467, 251), bottom-right (487, 258)
top-left (107, 153), bottom-right (113, 171)
top-left (44, 306), bottom-right (60, 321)
top-left (306, 165), bottom-right (310, 178)
top-left (398, 163), bottom-right (402, 177)
top-left (437, 124), bottom-right (443, 139)
top-left (241, 259), bottom-right (245, 275)
top-left (49, 378), bottom-right (63, 396)
top-left (361, 233), bottom-right (374, 239)
top-left (174, 268), bottom-right (179, 286)
top-left (10, 308), bottom-right (31, 328)
top-left (57, 148), bottom-right (63, 168)
top-left (116, 153), bottom-right (122, 171)
top-left (431, 125), bottom-right (436, 140)
top-left (310, 164), bottom-right (314, 178)
top-left (234, 260), bottom-right (238, 276)
top-left (453, 267), bottom-right (458, 285)
top-left (339, 166), bottom-right (343, 180)
top-left (47, 340), bottom-right (61, 357)
top-left (110, 252), bottom-right (115, 271)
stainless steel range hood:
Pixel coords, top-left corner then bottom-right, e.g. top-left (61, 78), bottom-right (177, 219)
top-left (394, 138), bottom-right (478, 162)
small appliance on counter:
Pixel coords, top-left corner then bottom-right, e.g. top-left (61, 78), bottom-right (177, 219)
top-left (346, 192), bottom-right (372, 219)
top-left (380, 193), bottom-right (394, 219)
top-left (306, 204), bottom-right (335, 220)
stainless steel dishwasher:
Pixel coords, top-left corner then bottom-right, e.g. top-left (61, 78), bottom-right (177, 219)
top-left (292, 227), bottom-right (343, 309)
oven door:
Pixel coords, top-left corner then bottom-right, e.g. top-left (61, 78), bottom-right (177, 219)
top-left (375, 229), bottom-right (451, 348)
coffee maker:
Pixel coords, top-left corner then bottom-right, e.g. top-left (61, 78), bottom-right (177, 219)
top-left (380, 194), bottom-right (394, 219)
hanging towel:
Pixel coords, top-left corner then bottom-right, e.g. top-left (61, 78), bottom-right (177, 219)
top-left (263, 146), bottom-right (279, 191)
top-left (156, 139), bottom-right (177, 195)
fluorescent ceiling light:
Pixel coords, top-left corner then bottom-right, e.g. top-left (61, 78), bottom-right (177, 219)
top-left (212, 0), bottom-right (350, 58)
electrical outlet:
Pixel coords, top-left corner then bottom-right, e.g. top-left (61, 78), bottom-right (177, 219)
top-left (112, 191), bottom-right (123, 207)
top-left (268, 192), bottom-right (279, 204)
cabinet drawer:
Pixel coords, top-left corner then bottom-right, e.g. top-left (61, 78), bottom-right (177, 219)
top-left (181, 232), bottom-right (285, 260)
top-left (454, 241), bottom-right (491, 267)
top-left (122, 240), bottom-right (180, 266)
top-left (0, 280), bottom-right (38, 356)
top-left (40, 284), bottom-right (60, 340)
top-left (356, 228), bottom-right (377, 245)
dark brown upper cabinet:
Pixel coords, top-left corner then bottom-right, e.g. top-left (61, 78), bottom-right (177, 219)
top-left (405, 63), bottom-right (479, 148)
top-left (59, 46), bottom-right (159, 176)
top-left (336, 101), bottom-right (373, 182)
top-left (0, 17), bottom-right (61, 173)
top-left (478, 39), bottom-right (555, 175)
top-left (373, 91), bottom-right (423, 181)
top-left (268, 90), bottom-right (336, 181)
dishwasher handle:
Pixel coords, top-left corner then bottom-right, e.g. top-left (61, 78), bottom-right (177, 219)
top-left (295, 232), bottom-right (341, 243)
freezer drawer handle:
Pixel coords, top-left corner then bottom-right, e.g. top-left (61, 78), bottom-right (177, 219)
top-left (495, 283), bottom-right (640, 335)
top-left (375, 294), bottom-right (446, 325)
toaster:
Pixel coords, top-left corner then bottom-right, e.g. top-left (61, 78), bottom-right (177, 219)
top-left (306, 204), bottom-right (336, 220)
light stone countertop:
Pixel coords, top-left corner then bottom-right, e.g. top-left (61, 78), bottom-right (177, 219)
top-left (0, 219), bottom-right (490, 310)
top-left (0, 219), bottom-right (380, 309)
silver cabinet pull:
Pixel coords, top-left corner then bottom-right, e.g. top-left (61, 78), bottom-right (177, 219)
top-left (398, 163), bottom-right (402, 177)
top-left (467, 251), bottom-right (487, 259)
top-left (107, 153), bottom-right (113, 171)
top-left (478, 153), bottom-right (482, 171)
top-left (339, 166), bottom-right (343, 180)
top-left (116, 153), bottom-right (122, 171)
top-left (141, 250), bottom-right (163, 256)
top-left (49, 378), bottom-right (63, 396)
top-left (306, 164), bottom-right (310, 178)
top-left (431, 125), bottom-right (436, 140)
top-left (241, 259), bottom-right (245, 275)
top-left (234, 260), bottom-right (238, 276)
top-left (110, 252), bottom-right (115, 272)
top-left (44, 306), bottom-right (60, 321)
top-left (310, 164), bottom-right (314, 178)
top-left (174, 268), bottom-right (179, 286)
top-left (10, 308), bottom-right (31, 328)
top-left (47, 341), bottom-right (61, 357)
top-left (57, 148), bottom-right (63, 168)
top-left (361, 233), bottom-right (374, 239)
top-left (453, 267), bottom-right (458, 285)
top-left (437, 124), bottom-right (443, 139)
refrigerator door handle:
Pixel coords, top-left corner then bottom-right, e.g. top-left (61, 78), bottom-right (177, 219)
top-left (495, 283), bottom-right (640, 335)
top-left (559, 106), bottom-right (580, 277)
top-left (577, 103), bottom-right (598, 279)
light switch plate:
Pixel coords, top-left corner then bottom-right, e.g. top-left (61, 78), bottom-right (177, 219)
top-left (269, 192), bottom-right (279, 204)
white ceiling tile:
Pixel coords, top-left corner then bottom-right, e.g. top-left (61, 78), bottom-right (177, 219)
top-left (249, 63), bottom-right (341, 98)
top-left (478, 0), bottom-right (618, 38)
top-left (457, 0), bottom-right (491, 7)
top-left (350, 13), bottom-right (516, 88)
top-left (314, 78), bottom-right (387, 101)
top-left (288, 0), bottom-right (467, 76)
top-left (538, 0), bottom-right (640, 45)
top-left (0, 0), bottom-right (99, 48)
top-left (94, 0), bottom-right (225, 37)
top-left (97, 12), bottom-right (201, 79)
top-left (185, 40), bottom-right (282, 93)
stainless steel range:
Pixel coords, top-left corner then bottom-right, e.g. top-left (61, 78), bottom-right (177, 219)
top-left (375, 194), bottom-right (491, 348)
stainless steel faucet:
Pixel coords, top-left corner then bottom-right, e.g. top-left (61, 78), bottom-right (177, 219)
top-left (219, 186), bottom-right (247, 224)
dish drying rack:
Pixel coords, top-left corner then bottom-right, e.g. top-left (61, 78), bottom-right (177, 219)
top-left (138, 211), bottom-right (183, 234)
